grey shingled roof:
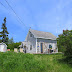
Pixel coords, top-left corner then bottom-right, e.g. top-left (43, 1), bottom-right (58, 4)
top-left (29, 29), bottom-right (57, 40)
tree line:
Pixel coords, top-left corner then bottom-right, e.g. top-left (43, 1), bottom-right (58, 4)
top-left (0, 17), bottom-right (21, 50)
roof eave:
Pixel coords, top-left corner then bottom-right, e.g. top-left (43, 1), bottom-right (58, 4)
top-left (36, 37), bottom-right (56, 40)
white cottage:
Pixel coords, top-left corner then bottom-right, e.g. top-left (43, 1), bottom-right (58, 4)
top-left (0, 42), bottom-right (7, 52)
top-left (20, 29), bottom-right (58, 54)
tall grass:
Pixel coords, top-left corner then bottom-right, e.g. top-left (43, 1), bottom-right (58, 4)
top-left (0, 52), bottom-right (72, 72)
top-left (0, 52), bottom-right (45, 72)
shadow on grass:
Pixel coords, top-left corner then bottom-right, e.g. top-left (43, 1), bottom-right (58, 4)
top-left (58, 56), bottom-right (72, 67)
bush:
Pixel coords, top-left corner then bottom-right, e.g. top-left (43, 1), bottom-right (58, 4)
top-left (57, 30), bottom-right (72, 64)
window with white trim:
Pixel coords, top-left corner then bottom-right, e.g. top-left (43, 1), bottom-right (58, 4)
top-left (30, 45), bottom-right (32, 50)
top-left (49, 45), bottom-right (52, 49)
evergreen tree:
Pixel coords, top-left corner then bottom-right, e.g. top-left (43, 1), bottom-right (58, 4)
top-left (0, 17), bottom-right (9, 44)
top-left (0, 32), bottom-right (2, 43)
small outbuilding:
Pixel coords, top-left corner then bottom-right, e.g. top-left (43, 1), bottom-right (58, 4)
top-left (14, 48), bottom-right (18, 53)
top-left (0, 42), bottom-right (7, 52)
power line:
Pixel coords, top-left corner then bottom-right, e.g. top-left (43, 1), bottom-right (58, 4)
top-left (0, 1), bottom-right (14, 16)
top-left (5, 0), bottom-right (29, 28)
top-left (0, 1), bottom-right (23, 29)
top-left (0, 1), bottom-right (6, 8)
top-left (0, 2), bottom-right (28, 37)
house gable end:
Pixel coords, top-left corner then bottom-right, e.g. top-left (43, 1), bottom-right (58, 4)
top-left (25, 30), bottom-right (36, 41)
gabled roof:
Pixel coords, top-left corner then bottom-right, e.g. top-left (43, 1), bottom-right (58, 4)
top-left (29, 29), bottom-right (57, 40)
top-left (0, 42), bottom-right (7, 45)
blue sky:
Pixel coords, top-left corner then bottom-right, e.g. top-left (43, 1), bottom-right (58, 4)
top-left (0, 0), bottom-right (72, 42)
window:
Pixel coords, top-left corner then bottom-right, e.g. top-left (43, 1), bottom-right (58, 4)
top-left (30, 32), bottom-right (32, 37)
top-left (30, 45), bottom-right (32, 50)
top-left (21, 43), bottom-right (23, 48)
top-left (49, 45), bottom-right (52, 49)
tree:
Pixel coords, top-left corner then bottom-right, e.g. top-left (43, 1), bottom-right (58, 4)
top-left (8, 37), bottom-right (14, 44)
top-left (7, 37), bottom-right (21, 50)
top-left (0, 30), bottom-right (2, 43)
top-left (13, 42), bottom-right (21, 49)
top-left (7, 42), bottom-right (21, 50)
top-left (57, 30), bottom-right (72, 64)
top-left (0, 39), bottom-right (2, 43)
top-left (0, 17), bottom-right (9, 44)
top-left (0, 35), bottom-right (2, 43)
top-left (7, 37), bottom-right (14, 50)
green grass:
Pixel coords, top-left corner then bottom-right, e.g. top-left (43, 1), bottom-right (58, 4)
top-left (0, 52), bottom-right (72, 72)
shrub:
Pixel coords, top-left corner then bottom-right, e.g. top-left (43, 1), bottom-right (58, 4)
top-left (57, 30), bottom-right (72, 64)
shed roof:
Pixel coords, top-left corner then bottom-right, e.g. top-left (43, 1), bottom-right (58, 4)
top-left (0, 42), bottom-right (7, 45)
top-left (29, 29), bottom-right (57, 40)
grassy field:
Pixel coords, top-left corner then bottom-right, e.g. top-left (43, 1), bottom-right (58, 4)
top-left (0, 52), bottom-right (72, 72)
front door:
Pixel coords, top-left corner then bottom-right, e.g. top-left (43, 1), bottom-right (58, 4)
top-left (41, 43), bottom-right (43, 53)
